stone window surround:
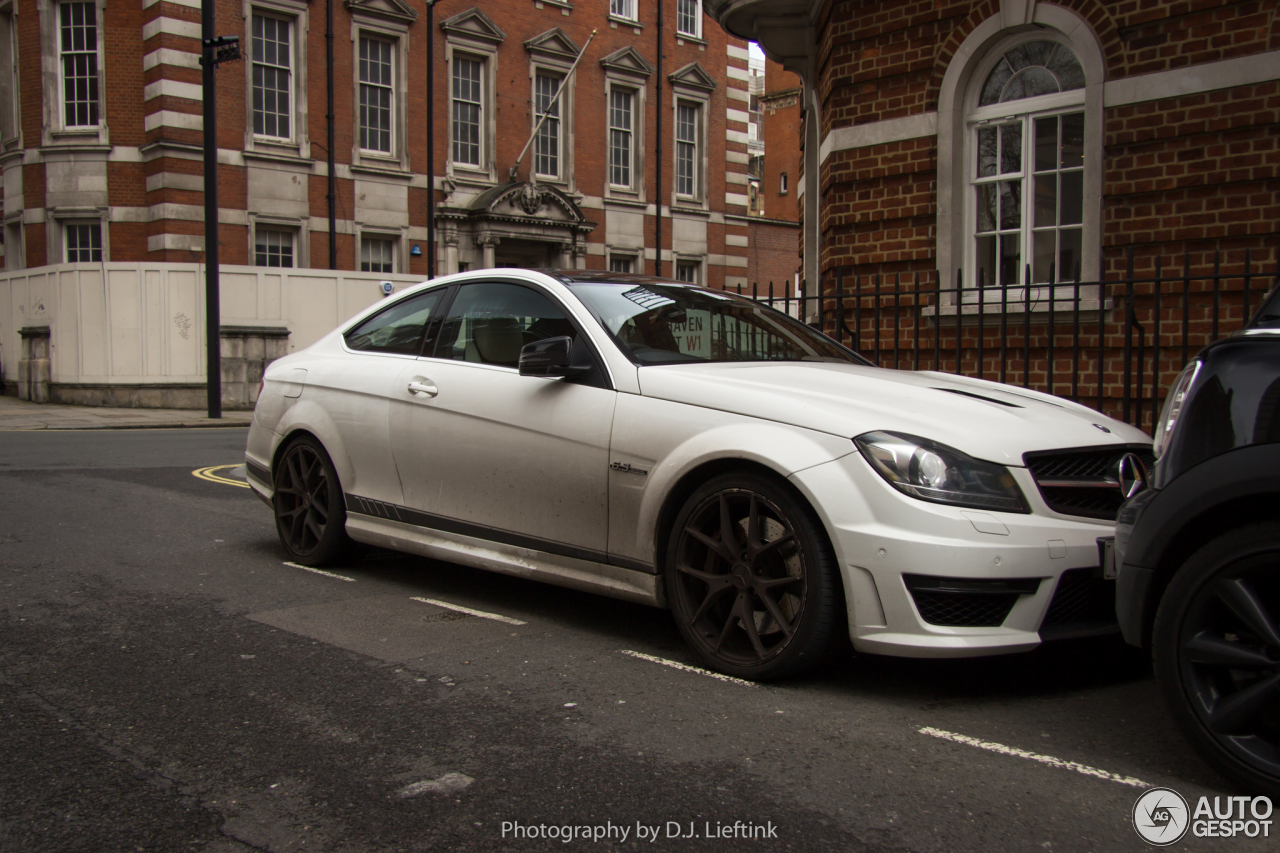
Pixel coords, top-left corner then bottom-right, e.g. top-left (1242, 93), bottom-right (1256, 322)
top-left (3, 215), bottom-right (23, 269)
top-left (248, 212), bottom-right (309, 269)
top-left (47, 208), bottom-right (108, 264)
top-left (356, 224), bottom-right (409, 274)
top-left (38, 0), bottom-right (110, 147)
top-left (445, 39), bottom-right (500, 186)
top-left (671, 94), bottom-right (710, 210)
top-left (607, 247), bottom-right (640, 273)
top-left (528, 60), bottom-right (577, 192)
top-left (603, 76), bottom-right (646, 203)
top-left (936, 4), bottom-right (1105, 304)
top-left (242, 0), bottom-right (311, 161)
top-left (0, 0), bottom-right (21, 151)
top-left (350, 15), bottom-right (412, 174)
top-left (673, 254), bottom-right (704, 284)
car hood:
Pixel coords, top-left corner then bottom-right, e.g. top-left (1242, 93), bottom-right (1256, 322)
top-left (636, 362), bottom-right (1151, 466)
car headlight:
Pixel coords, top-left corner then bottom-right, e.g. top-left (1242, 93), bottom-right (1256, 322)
top-left (854, 431), bottom-right (1029, 513)
top-left (1153, 359), bottom-right (1201, 459)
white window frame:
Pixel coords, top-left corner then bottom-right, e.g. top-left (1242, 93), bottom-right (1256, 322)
top-left (780, 172), bottom-right (788, 195)
top-left (676, 0), bottom-right (702, 40)
top-left (0, 0), bottom-right (22, 150)
top-left (356, 225), bottom-right (406, 274)
top-left (935, 7), bottom-right (1105, 308)
top-left (63, 219), bottom-right (103, 262)
top-left (249, 214), bottom-right (308, 269)
top-left (963, 34), bottom-right (1092, 302)
top-left (672, 98), bottom-right (708, 207)
top-left (609, 0), bottom-right (637, 23)
top-left (607, 87), bottom-right (636, 191)
top-left (532, 70), bottom-right (564, 181)
top-left (243, 0), bottom-right (310, 160)
top-left (359, 234), bottom-right (397, 274)
top-left (38, 0), bottom-right (108, 146)
top-left (602, 74), bottom-right (646, 202)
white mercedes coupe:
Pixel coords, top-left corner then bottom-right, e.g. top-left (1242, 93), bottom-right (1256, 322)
top-left (246, 269), bottom-right (1152, 679)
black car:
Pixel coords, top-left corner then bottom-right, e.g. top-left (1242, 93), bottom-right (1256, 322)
top-left (1114, 285), bottom-right (1280, 798)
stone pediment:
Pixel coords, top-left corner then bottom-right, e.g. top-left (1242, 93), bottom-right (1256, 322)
top-left (345, 0), bottom-right (418, 25)
top-left (464, 182), bottom-right (588, 228)
top-left (668, 61), bottom-right (717, 92)
top-left (440, 8), bottom-right (506, 46)
top-left (524, 28), bottom-right (582, 62)
top-left (599, 46), bottom-right (654, 79)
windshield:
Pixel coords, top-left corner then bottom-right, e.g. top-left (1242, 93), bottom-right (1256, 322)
top-left (569, 282), bottom-right (869, 366)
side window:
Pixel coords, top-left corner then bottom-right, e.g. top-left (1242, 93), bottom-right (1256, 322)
top-left (345, 290), bottom-right (443, 355)
top-left (433, 282), bottom-right (576, 368)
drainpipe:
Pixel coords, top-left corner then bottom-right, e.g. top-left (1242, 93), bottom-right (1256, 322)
top-left (654, 0), bottom-right (663, 276)
top-left (327, 0), bottom-right (336, 268)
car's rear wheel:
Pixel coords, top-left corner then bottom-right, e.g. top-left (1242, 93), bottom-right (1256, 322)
top-left (665, 472), bottom-right (839, 680)
top-left (1152, 522), bottom-right (1280, 797)
top-left (273, 436), bottom-right (351, 566)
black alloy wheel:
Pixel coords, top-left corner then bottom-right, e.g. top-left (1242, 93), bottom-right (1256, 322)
top-left (272, 436), bottom-right (352, 567)
top-left (666, 473), bottom-right (839, 680)
top-left (1153, 522), bottom-right (1280, 798)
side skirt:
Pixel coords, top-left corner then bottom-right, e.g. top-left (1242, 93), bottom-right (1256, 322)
top-left (344, 512), bottom-right (662, 608)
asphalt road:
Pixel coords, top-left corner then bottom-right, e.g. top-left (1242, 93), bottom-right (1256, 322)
top-left (0, 429), bottom-right (1267, 852)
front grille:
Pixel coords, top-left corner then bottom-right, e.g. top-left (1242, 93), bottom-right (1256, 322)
top-left (904, 575), bottom-right (1042, 628)
top-left (1023, 445), bottom-right (1155, 520)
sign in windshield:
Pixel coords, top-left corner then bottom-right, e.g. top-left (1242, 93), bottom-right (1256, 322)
top-left (569, 283), bottom-right (868, 367)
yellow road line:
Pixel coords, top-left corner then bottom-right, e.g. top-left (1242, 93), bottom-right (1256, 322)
top-left (192, 464), bottom-right (251, 489)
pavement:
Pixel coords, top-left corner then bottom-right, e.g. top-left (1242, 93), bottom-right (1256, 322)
top-left (0, 394), bottom-right (254, 430)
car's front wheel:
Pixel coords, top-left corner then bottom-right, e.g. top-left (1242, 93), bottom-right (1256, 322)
top-left (272, 436), bottom-right (352, 567)
top-left (665, 472), bottom-right (840, 680)
top-left (1152, 522), bottom-right (1280, 797)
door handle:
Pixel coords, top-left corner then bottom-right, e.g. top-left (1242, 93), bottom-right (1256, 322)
top-left (407, 380), bottom-right (438, 397)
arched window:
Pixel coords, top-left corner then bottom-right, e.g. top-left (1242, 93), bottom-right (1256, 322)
top-left (968, 39), bottom-right (1086, 288)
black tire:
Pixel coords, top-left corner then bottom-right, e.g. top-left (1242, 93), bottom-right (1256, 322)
top-left (1151, 522), bottom-right (1280, 798)
top-left (272, 435), bottom-right (352, 567)
top-left (664, 472), bottom-right (840, 680)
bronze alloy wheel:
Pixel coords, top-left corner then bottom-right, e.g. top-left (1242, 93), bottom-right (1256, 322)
top-left (1153, 522), bottom-right (1280, 798)
top-left (273, 436), bottom-right (351, 567)
top-left (666, 473), bottom-right (838, 680)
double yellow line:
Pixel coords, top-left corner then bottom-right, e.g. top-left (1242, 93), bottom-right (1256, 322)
top-left (192, 464), bottom-right (251, 489)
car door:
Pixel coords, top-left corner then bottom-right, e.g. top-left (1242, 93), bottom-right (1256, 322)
top-left (318, 287), bottom-right (447, 507)
top-left (389, 280), bottom-right (616, 559)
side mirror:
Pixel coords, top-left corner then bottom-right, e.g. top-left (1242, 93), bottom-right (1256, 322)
top-left (519, 336), bottom-right (574, 376)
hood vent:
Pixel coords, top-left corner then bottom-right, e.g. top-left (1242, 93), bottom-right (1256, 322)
top-left (931, 387), bottom-right (1023, 408)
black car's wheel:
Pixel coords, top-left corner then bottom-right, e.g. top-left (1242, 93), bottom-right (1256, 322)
top-left (665, 472), bottom-right (840, 680)
top-left (273, 436), bottom-right (352, 566)
top-left (1152, 522), bottom-right (1280, 798)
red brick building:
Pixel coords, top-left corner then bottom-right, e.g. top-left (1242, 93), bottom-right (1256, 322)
top-left (709, 0), bottom-right (1279, 426)
top-left (0, 0), bottom-right (783, 290)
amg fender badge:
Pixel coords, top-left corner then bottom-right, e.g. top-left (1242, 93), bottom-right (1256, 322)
top-left (610, 461), bottom-right (649, 476)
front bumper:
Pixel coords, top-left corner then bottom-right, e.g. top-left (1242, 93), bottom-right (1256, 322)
top-left (790, 451), bottom-right (1120, 658)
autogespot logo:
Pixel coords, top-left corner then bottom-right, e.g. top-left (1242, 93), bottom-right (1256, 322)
top-left (1133, 787), bottom-right (1190, 846)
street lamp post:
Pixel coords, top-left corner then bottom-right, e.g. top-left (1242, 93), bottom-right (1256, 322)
top-left (200, 3), bottom-right (240, 419)
top-left (426, 0), bottom-right (437, 279)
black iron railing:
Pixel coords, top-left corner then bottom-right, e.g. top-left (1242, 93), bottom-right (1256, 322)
top-left (736, 249), bottom-right (1277, 434)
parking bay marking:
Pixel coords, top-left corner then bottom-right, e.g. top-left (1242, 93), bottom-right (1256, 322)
top-left (283, 561), bottom-right (357, 582)
top-left (619, 650), bottom-right (758, 688)
top-left (919, 726), bottom-right (1149, 788)
top-left (192, 464), bottom-right (250, 489)
top-left (410, 597), bottom-right (527, 626)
